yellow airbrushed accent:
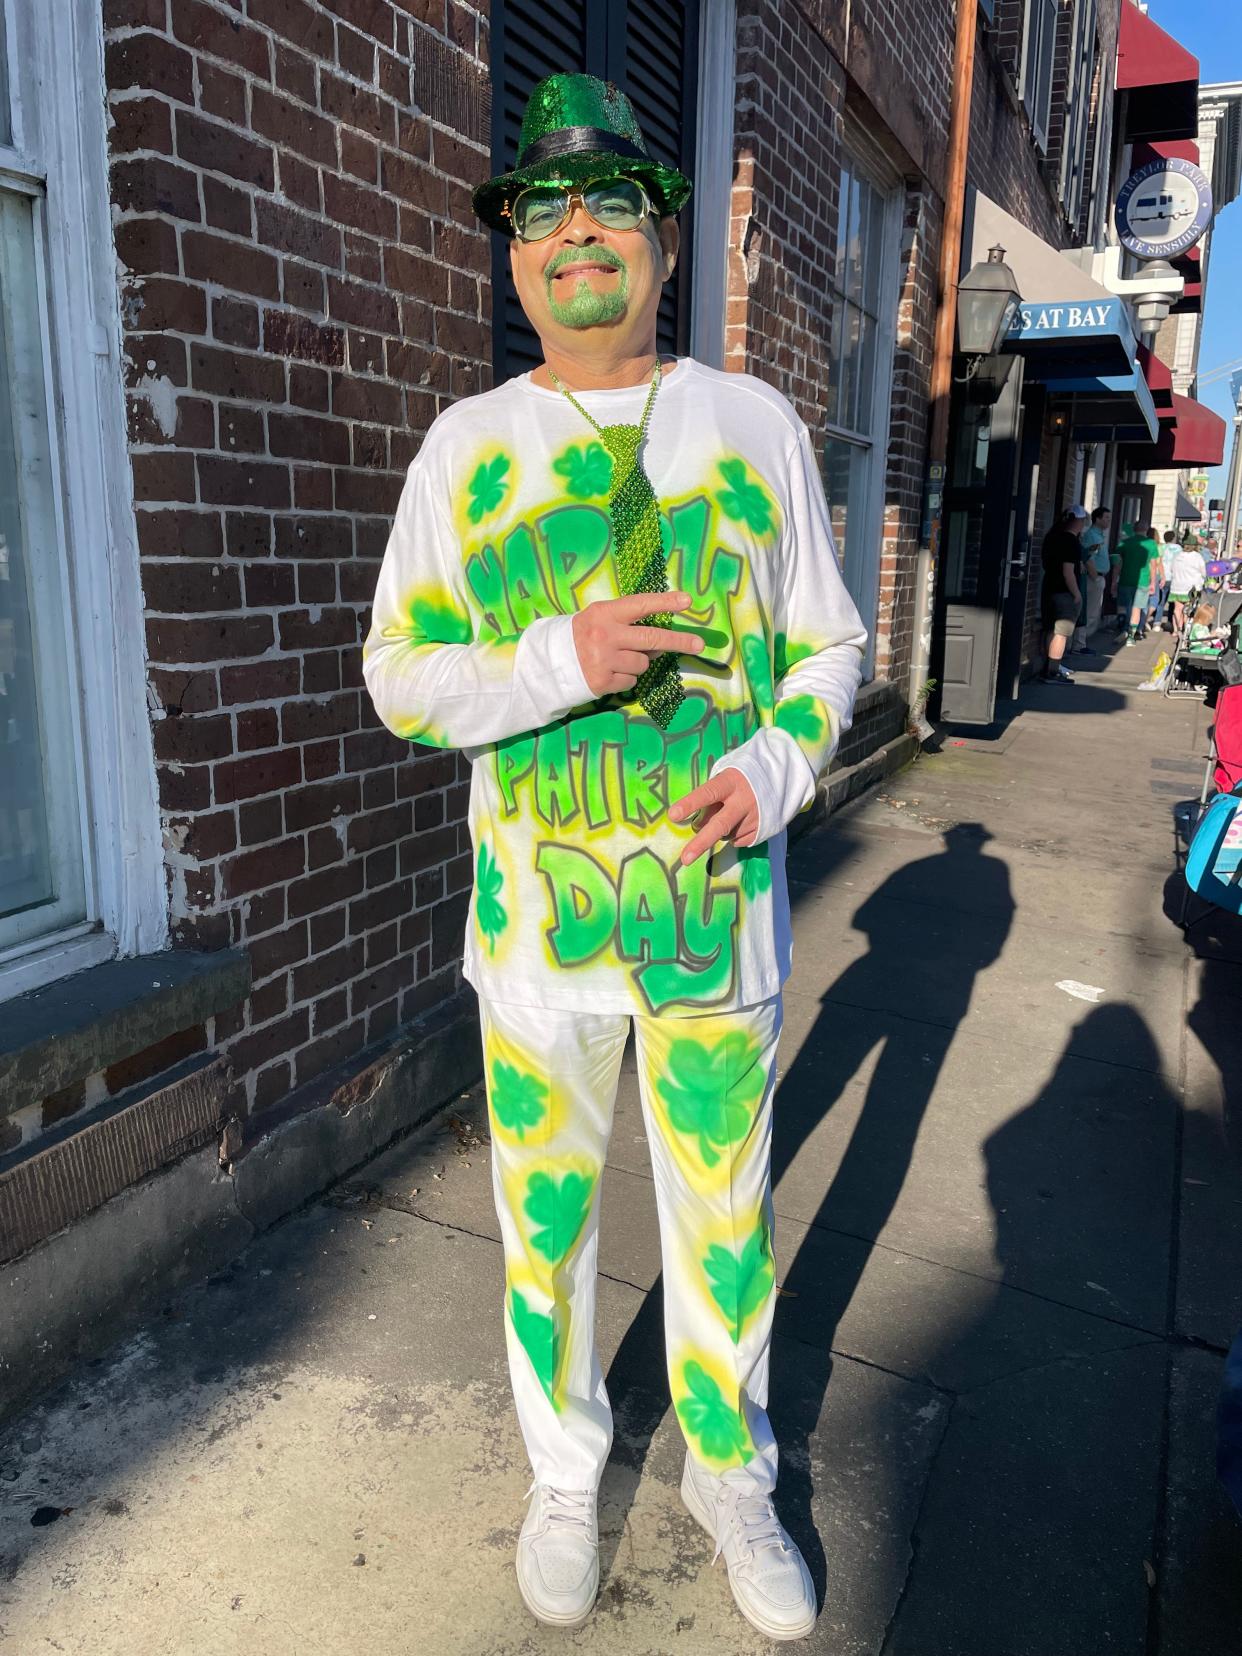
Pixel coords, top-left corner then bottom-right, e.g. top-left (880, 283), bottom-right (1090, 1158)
top-left (482, 1014), bottom-right (567, 1147)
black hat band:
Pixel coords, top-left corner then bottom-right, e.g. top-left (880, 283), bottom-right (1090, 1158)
top-left (517, 126), bottom-right (650, 169)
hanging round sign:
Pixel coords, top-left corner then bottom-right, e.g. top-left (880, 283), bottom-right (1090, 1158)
top-left (1115, 157), bottom-right (1213, 259)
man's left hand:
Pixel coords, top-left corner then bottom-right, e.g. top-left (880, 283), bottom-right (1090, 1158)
top-left (669, 769), bottom-right (760, 866)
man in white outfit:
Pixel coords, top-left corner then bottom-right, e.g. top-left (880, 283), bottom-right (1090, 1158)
top-left (364, 73), bottom-right (865, 1641)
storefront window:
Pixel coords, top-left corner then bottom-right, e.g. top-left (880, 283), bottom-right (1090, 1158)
top-left (823, 153), bottom-right (898, 660)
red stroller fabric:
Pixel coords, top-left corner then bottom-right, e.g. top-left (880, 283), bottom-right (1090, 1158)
top-left (1216, 685), bottom-right (1242, 794)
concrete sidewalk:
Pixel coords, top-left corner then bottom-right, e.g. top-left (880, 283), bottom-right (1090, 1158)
top-left (4, 630), bottom-right (1242, 1656)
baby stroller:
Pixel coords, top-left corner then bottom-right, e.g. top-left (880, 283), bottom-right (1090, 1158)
top-left (1180, 682), bottom-right (1242, 925)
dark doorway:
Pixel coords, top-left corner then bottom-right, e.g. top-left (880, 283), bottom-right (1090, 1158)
top-left (937, 355), bottom-right (1026, 724)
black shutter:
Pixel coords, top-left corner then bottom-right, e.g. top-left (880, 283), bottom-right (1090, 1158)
top-left (624, 0), bottom-right (698, 357)
top-left (489, 0), bottom-right (591, 382)
top-left (489, 0), bottom-right (700, 382)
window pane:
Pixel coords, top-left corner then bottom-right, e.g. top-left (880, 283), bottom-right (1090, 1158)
top-left (853, 306), bottom-right (877, 432)
top-left (822, 434), bottom-right (874, 616)
top-left (0, 8), bottom-right (9, 149)
top-left (0, 191), bottom-right (86, 953)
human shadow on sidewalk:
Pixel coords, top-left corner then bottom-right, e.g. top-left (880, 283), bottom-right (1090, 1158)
top-left (878, 1003), bottom-right (1177, 1656)
top-left (601, 822), bottom-right (1014, 1601)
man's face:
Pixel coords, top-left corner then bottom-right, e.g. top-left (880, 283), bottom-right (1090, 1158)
top-left (1098, 512), bottom-right (1111, 532)
top-left (1067, 517), bottom-right (1086, 537)
top-left (509, 188), bottom-right (679, 356)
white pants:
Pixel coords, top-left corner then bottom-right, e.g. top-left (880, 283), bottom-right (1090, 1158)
top-left (480, 993), bottom-right (782, 1495)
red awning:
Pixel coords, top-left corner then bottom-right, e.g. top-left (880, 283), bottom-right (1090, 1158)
top-left (1134, 140), bottom-right (1201, 166)
top-left (1166, 393), bottom-right (1227, 466)
top-left (1138, 344), bottom-right (1175, 414)
top-left (1123, 392), bottom-right (1226, 470)
top-left (1118, 6), bottom-right (1199, 142)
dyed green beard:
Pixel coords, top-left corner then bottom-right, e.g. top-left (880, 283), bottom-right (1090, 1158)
top-left (546, 266), bottom-right (629, 328)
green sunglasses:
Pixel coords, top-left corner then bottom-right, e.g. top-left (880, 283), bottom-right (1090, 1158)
top-left (510, 176), bottom-right (653, 243)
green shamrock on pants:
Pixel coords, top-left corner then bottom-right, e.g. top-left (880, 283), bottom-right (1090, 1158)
top-left (523, 1169), bottom-right (594, 1264)
top-left (657, 1031), bottom-right (766, 1168)
top-left (703, 1222), bottom-right (775, 1343)
top-left (676, 1360), bottom-right (753, 1464)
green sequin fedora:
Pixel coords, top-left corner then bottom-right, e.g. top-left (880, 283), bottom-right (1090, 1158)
top-left (472, 72), bottom-right (693, 235)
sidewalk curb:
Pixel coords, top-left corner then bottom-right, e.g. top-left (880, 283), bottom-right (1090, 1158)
top-left (0, 996), bottom-right (480, 1423)
top-left (791, 728), bottom-right (922, 845)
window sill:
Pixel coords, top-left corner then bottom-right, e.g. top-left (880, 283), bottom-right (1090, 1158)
top-left (0, 949), bottom-right (251, 1120)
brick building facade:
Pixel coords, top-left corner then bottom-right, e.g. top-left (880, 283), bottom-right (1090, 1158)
top-left (0, 0), bottom-right (1162, 1406)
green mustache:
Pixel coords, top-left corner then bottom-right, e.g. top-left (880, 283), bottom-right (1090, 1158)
top-left (544, 247), bottom-right (626, 282)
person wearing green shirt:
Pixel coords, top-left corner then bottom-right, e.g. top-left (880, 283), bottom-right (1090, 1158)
top-left (1115, 524), bottom-right (1162, 644)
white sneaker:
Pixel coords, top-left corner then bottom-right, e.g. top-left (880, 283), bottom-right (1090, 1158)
top-left (515, 1484), bottom-right (599, 1628)
top-left (681, 1453), bottom-right (816, 1642)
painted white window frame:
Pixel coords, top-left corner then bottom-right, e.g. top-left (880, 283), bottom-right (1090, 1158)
top-left (0, 0), bottom-right (163, 1002)
top-left (822, 138), bottom-right (902, 680)
top-left (1020, 0), bottom-right (1060, 152)
top-left (690, 0), bottom-right (736, 369)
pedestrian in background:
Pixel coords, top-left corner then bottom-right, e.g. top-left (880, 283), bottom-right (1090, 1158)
top-left (1116, 523), bottom-right (1161, 645)
top-left (1155, 530), bottom-right (1178, 631)
top-left (1071, 505), bottom-right (1111, 654)
top-left (1040, 505), bottom-right (1086, 683)
top-left (1170, 537), bottom-right (1208, 635)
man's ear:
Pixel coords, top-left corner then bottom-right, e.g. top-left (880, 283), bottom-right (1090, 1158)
top-left (658, 216), bottom-right (680, 282)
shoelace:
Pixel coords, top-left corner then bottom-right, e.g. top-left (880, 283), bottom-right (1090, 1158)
top-left (526, 1482), bottom-right (594, 1536)
top-left (712, 1487), bottom-right (789, 1565)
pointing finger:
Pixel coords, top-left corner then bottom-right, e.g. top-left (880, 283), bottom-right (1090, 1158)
top-left (669, 774), bottom-right (733, 822)
top-left (610, 591), bottom-right (692, 621)
top-left (679, 797), bottom-right (747, 866)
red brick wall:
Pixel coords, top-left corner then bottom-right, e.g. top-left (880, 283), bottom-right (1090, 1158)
top-left (104, 0), bottom-right (492, 1120)
top-left (971, 0), bottom-right (1122, 247)
top-left (728, 0), bottom-right (949, 696)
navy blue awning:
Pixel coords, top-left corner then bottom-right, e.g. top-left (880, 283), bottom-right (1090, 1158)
top-left (1005, 295), bottom-right (1140, 377)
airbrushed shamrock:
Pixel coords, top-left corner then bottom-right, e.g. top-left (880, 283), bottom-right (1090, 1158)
top-left (741, 634), bottom-right (775, 713)
top-left (736, 843), bottom-right (772, 901)
top-left (510, 1287), bottom-right (558, 1407)
top-left (715, 457), bottom-right (775, 536)
top-left (675, 1359), bottom-right (753, 1464)
top-left (490, 1059), bottom-right (548, 1141)
top-left (523, 1168), bottom-right (594, 1264)
top-left (552, 440), bottom-right (613, 499)
top-left (475, 842), bottom-right (507, 954)
top-left (703, 1222), bottom-right (774, 1344)
top-left (410, 594), bottom-right (472, 646)
top-left (773, 632), bottom-right (815, 681)
top-left (774, 694), bottom-right (827, 744)
top-left (466, 453), bottom-right (511, 523)
top-left (657, 1030), bottom-right (766, 1169)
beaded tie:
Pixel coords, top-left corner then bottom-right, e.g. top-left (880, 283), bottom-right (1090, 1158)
top-left (548, 361), bottom-right (685, 729)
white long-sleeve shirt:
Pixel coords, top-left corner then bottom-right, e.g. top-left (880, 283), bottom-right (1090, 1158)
top-left (364, 358), bottom-right (867, 1015)
top-left (1171, 547), bottom-right (1207, 596)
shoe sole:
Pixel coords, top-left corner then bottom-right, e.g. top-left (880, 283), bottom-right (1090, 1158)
top-left (680, 1462), bottom-right (817, 1642)
top-left (515, 1547), bottom-right (599, 1631)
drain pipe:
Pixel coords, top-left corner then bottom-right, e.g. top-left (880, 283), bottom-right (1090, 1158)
top-left (908, 0), bottom-right (978, 726)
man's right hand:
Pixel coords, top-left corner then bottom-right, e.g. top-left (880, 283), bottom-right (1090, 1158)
top-left (571, 591), bottom-right (703, 696)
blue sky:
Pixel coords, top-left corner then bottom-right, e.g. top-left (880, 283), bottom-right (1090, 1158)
top-left (1147, 0), bottom-right (1242, 506)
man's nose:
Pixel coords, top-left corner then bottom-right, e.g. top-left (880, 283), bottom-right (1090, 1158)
top-left (559, 202), bottom-right (601, 243)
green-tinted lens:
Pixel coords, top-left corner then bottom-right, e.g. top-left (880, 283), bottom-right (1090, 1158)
top-left (513, 186), bottom-right (570, 241)
top-left (583, 177), bottom-right (647, 230)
